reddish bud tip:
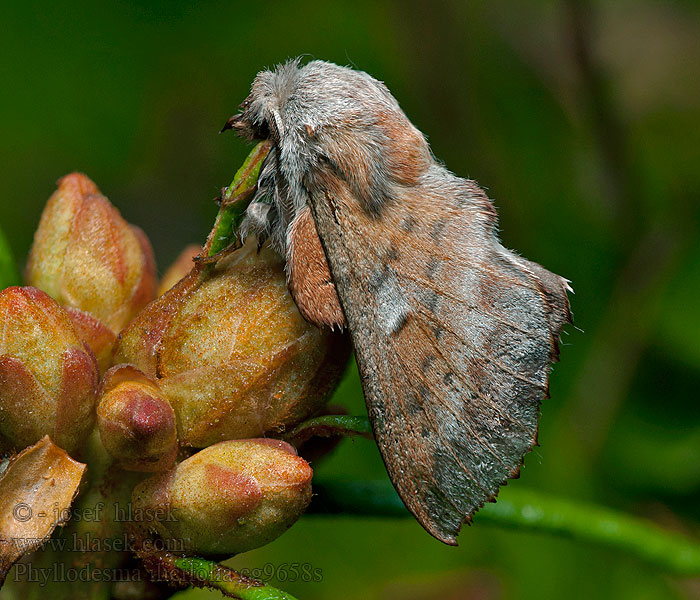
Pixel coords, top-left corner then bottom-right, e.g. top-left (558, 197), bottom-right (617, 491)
top-left (97, 365), bottom-right (177, 472)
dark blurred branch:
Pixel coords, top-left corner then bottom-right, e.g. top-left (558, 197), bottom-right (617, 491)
top-left (564, 0), bottom-right (641, 242)
top-left (0, 226), bottom-right (18, 289)
top-left (556, 1), bottom-right (694, 461)
top-left (310, 479), bottom-right (700, 576)
top-left (558, 223), bottom-right (690, 458)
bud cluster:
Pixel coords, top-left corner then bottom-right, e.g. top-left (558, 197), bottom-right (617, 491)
top-left (0, 172), bottom-right (349, 562)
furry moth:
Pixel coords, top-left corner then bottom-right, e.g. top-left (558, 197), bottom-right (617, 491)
top-left (223, 59), bottom-right (572, 545)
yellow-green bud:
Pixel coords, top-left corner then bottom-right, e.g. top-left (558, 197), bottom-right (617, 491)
top-left (131, 438), bottom-right (312, 555)
top-left (0, 286), bottom-right (98, 453)
top-left (115, 237), bottom-right (350, 447)
top-left (26, 172), bottom-right (157, 370)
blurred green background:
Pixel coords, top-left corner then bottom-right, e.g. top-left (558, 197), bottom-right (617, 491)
top-left (2, 0), bottom-right (699, 598)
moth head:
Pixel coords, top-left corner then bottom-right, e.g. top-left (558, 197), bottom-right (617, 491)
top-left (224, 59), bottom-right (433, 250)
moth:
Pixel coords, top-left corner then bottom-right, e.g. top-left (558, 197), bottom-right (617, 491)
top-left (223, 59), bottom-right (572, 545)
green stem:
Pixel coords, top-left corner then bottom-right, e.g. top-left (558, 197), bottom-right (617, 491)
top-left (284, 415), bottom-right (373, 447)
top-left (206, 141), bottom-right (272, 258)
top-left (310, 479), bottom-right (700, 576)
top-left (173, 556), bottom-right (298, 600)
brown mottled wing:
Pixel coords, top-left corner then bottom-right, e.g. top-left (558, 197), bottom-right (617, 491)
top-left (305, 171), bottom-right (571, 544)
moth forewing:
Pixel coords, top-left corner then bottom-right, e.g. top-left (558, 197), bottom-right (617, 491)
top-left (301, 165), bottom-right (569, 543)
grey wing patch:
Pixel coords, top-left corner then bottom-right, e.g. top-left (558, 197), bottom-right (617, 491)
top-left (369, 265), bottom-right (411, 335)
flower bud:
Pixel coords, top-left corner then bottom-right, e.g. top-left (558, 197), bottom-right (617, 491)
top-left (64, 307), bottom-right (117, 375)
top-left (131, 438), bottom-right (312, 555)
top-left (0, 287), bottom-right (98, 453)
top-left (114, 237), bottom-right (350, 448)
top-left (26, 172), bottom-right (157, 343)
top-left (158, 244), bottom-right (201, 297)
top-left (97, 365), bottom-right (177, 472)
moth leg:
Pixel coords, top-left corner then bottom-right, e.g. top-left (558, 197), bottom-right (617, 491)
top-left (286, 205), bottom-right (346, 330)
